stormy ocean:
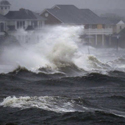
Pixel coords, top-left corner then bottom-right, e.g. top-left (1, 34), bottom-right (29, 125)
top-left (0, 26), bottom-right (125, 125)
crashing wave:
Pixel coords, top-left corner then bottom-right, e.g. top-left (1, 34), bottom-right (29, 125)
top-left (0, 25), bottom-right (125, 75)
top-left (0, 96), bottom-right (125, 118)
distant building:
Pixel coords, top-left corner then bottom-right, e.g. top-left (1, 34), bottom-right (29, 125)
top-left (41, 5), bottom-right (113, 47)
top-left (111, 19), bottom-right (125, 33)
top-left (0, 0), bottom-right (46, 43)
top-left (5, 8), bottom-right (46, 31)
top-left (0, 0), bottom-right (46, 33)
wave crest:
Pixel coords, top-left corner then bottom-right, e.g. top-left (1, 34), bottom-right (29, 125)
top-left (0, 25), bottom-right (125, 75)
top-left (1, 96), bottom-right (125, 118)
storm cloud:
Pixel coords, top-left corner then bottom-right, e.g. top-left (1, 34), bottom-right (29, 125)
top-left (9, 0), bottom-right (125, 12)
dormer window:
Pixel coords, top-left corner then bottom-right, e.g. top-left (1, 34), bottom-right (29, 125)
top-left (45, 13), bottom-right (49, 17)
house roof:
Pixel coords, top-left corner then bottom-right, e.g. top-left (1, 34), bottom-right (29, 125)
top-left (111, 19), bottom-right (125, 24)
top-left (33, 12), bottom-right (46, 20)
top-left (46, 5), bottom-right (82, 24)
top-left (5, 9), bottom-right (46, 20)
top-left (102, 18), bottom-right (125, 25)
top-left (0, 0), bottom-right (11, 5)
top-left (45, 5), bottom-right (111, 25)
top-left (80, 9), bottom-right (111, 24)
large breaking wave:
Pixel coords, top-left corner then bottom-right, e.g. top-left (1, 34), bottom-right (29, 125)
top-left (0, 25), bottom-right (125, 75)
top-left (1, 96), bottom-right (125, 118)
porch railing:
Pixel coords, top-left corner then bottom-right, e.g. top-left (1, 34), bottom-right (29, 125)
top-left (84, 28), bottom-right (113, 35)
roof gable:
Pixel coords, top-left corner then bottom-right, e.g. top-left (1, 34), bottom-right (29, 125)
top-left (47, 5), bottom-right (82, 24)
top-left (108, 19), bottom-right (125, 24)
top-left (44, 5), bottom-right (110, 25)
top-left (117, 20), bottom-right (125, 24)
top-left (55, 5), bottom-right (78, 10)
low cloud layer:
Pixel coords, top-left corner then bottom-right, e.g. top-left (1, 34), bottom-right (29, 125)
top-left (9, 0), bottom-right (125, 12)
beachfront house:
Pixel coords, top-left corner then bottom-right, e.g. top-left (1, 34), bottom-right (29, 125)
top-left (5, 8), bottom-right (46, 32)
top-left (0, 0), bottom-right (46, 43)
top-left (0, 0), bottom-right (46, 33)
top-left (41, 5), bottom-right (113, 47)
top-left (0, 0), bottom-right (46, 32)
top-left (4, 8), bottom-right (46, 43)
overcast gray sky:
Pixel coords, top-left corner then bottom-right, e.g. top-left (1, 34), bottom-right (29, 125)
top-left (9, 0), bottom-right (125, 12)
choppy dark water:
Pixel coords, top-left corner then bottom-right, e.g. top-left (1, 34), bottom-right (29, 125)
top-left (0, 69), bottom-right (125, 125)
top-left (0, 26), bottom-right (125, 125)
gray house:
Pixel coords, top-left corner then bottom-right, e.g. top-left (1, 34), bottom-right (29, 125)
top-left (41, 5), bottom-right (112, 47)
top-left (4, 8), bottom-right (46, 43)
top-left (0, 0), bottom-right (46, 34)
top-left (0, 0), bottom-right (46, 44)
top-left (41, 5), bottom-right (107, 25)
top-left (5, 8), bottom-right (46, 31)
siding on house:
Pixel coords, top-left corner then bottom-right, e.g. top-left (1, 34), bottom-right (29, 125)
top-left (41, 11), bottom-right (61, 25)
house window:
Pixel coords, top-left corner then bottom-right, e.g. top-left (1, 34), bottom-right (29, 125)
top-left (89, 25), bottom-right (92, 28)
top-left (45, 13), bottom-right (49, 17)
top-left (1, 7), bottom-right (3, 10)
top-left (120, 26), bottom-right (122, 30)
top-left (84, 25), bottom-right (89, 29)
top-left (5, 7), bottom-right (7, 9)
top-left (92, 25), bottom-right (97, 29)
top-left (17, 21), bottom-right (25, 29)
top-left (31, 21), bottom-right (37, 28)
top-left (0, 23), bottom-right (4, 32)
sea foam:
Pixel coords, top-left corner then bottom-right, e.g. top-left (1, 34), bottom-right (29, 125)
top-left (0, 25), bottom-right (125, 75)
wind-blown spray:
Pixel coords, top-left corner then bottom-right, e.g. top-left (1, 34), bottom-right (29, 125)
top-left (0, 25), bottom-right (125, 75)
